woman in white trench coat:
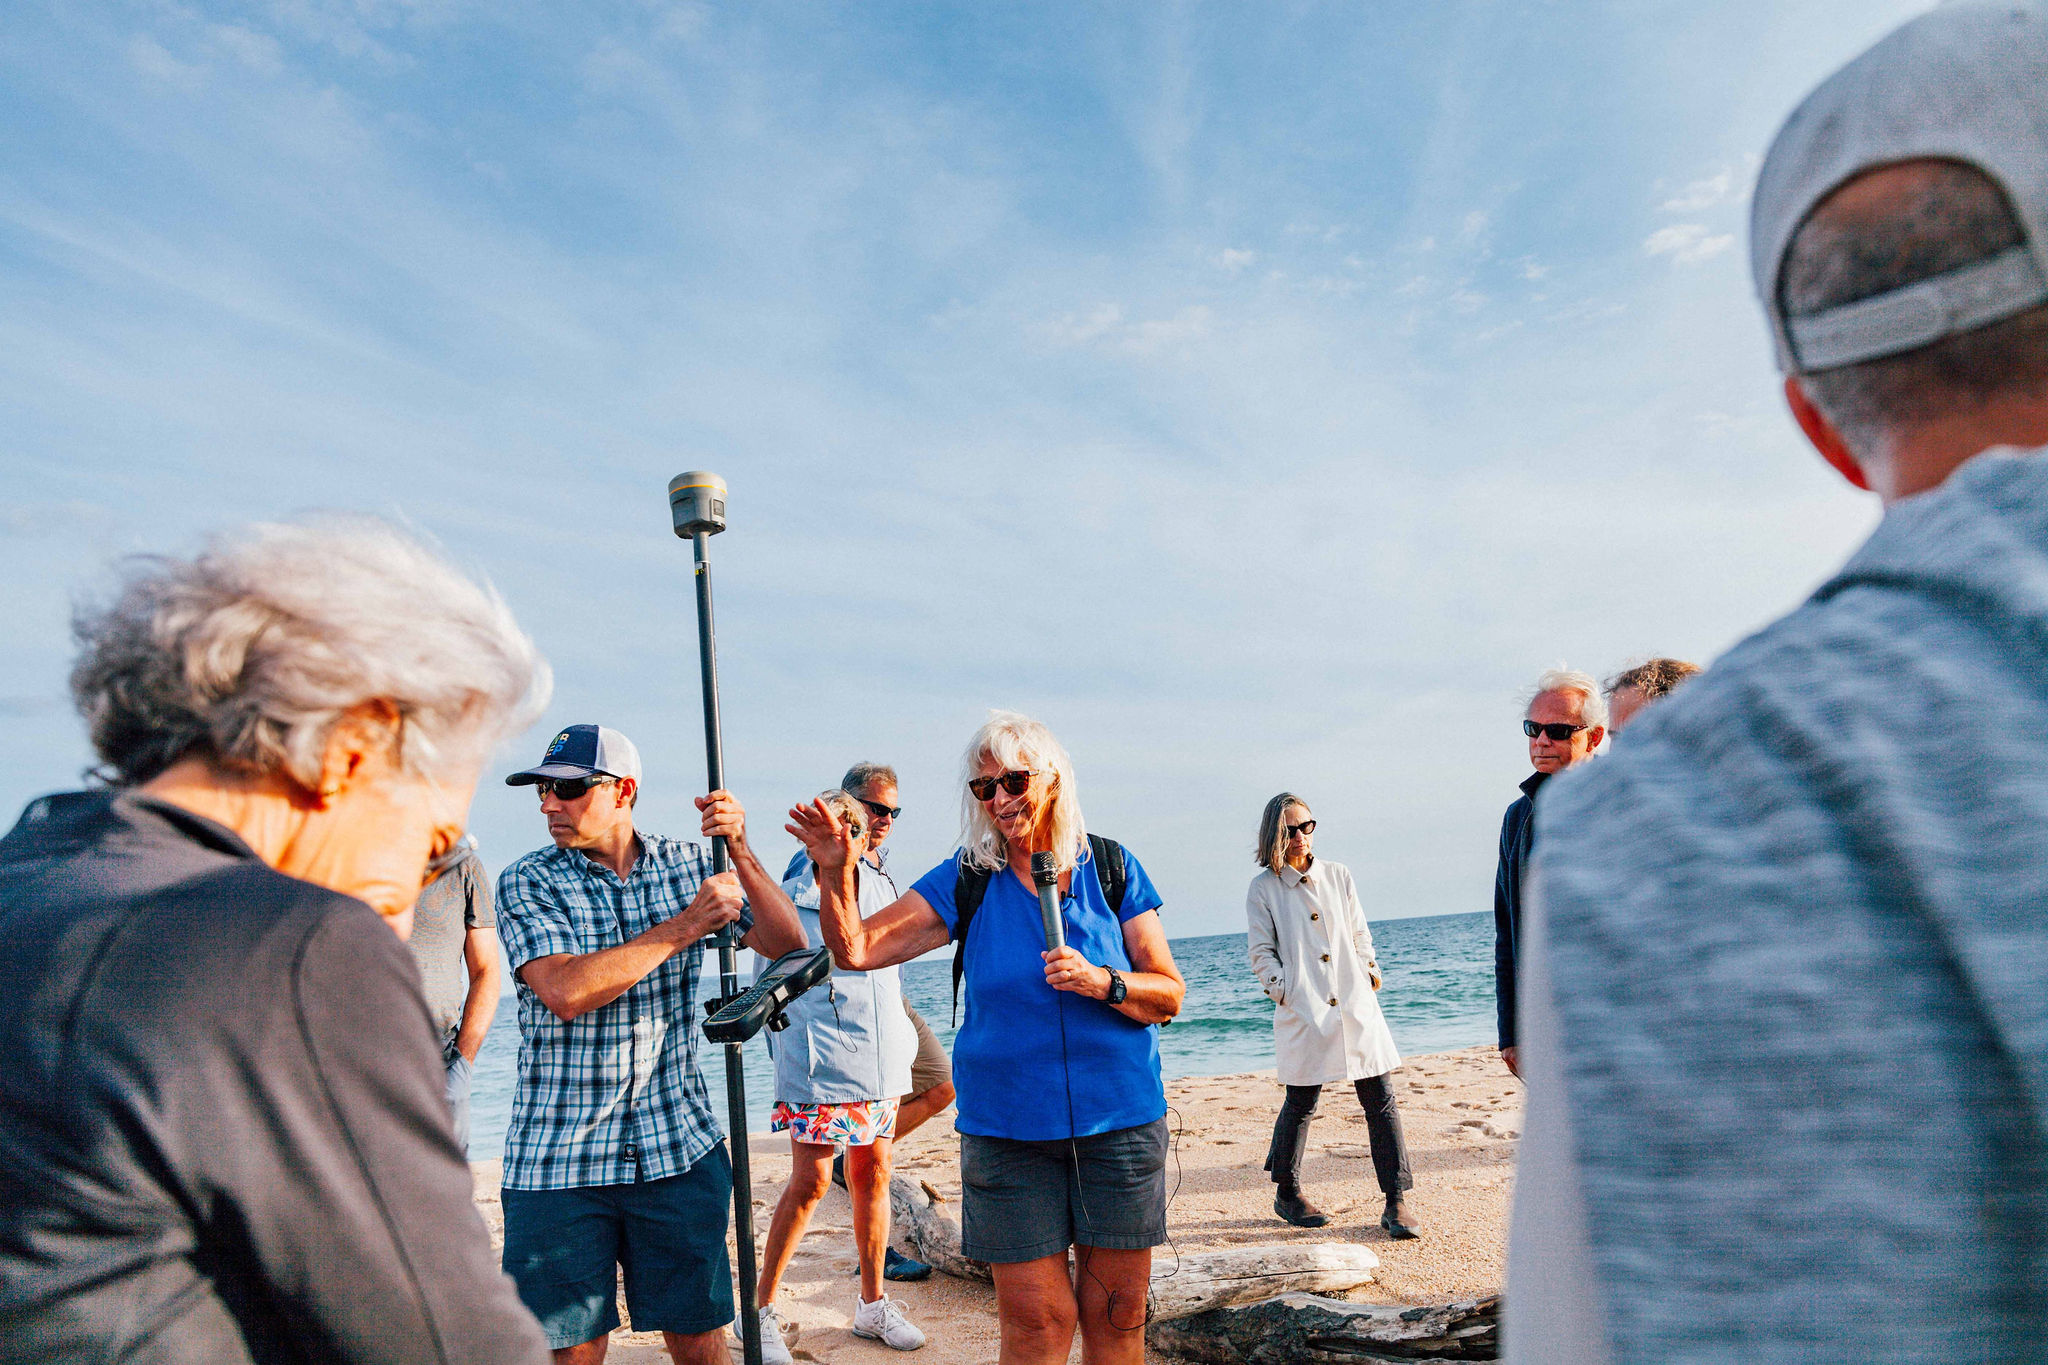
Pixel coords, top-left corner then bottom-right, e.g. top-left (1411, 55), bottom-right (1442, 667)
top-left (1245, 792), bottom-right (1418, 1237)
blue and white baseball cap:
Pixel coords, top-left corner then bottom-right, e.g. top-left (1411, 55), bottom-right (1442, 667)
top-left (506, 724), bottom-right (644, 786)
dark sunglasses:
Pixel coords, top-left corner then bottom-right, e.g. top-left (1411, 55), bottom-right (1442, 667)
top-left (534, 775), bottom-right (616, 801)
top-left (1285, 819), bottom-right (1317, 838)
top-left (859, 797), bottom-right (902, 821)
top-left (967, 770), bottom-right (1036, 801)
top-left (423, 832), bottom-right (477, 888)
top-left (1523, 720), bottom-right (1589, 742)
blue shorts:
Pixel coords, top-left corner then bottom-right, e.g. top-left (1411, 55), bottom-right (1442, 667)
top-left (501, 1146), bottom-right (735, 1349)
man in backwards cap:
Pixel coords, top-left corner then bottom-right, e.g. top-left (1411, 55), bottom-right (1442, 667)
top-left (494, 724), bottom-right (805, 1364)
top-left (1509, 5), bottom-right (2048, 1360)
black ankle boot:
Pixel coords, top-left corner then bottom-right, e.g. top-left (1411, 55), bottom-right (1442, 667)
top-left (1273, 1188), bottom-right (1330, 1228)
top-left (1380, 1197), bottom-right (1420, 1240)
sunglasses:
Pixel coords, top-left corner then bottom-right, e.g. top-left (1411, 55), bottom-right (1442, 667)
top-left (423, 832), bottom-right (477, 888)
top-left (859, 797), bottom-right (902, 821)
top-left (1285, 819), bottom-right (1317, 838)
top-left (534, 775), bottom-right (617, 801)
top-left (1523, 720), bottom-right (1589, 742)
top-left (967, 770), bottom-right (1036, 801)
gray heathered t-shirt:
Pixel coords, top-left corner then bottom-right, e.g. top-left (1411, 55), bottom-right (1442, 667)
top-left (406, 852), bottom-right (492, 1040)
top-left (1513, 449), bottom-right (2048, 1362)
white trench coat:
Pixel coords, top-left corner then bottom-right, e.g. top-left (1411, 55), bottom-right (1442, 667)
top-left (1246, 858), bottom-right (1402, 1086)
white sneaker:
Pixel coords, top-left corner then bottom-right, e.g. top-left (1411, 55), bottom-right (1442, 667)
top-left (732, 1303), bottom-right (794, 1365)
top-left (852, 1294), bottom-right (926, 1351)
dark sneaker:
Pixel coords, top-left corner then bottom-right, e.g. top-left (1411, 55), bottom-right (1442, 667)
top-left (1273, 1191), bottom-right (1330, 1228)
top-left (884, 1246), bottom-right (933, 1282)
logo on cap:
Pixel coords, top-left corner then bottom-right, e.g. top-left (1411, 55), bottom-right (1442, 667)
top-left (546, 731), bottom-right (571, 758)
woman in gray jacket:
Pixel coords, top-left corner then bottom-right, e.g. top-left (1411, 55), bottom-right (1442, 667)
top-left (749, 791), bottom-right (926, 1361)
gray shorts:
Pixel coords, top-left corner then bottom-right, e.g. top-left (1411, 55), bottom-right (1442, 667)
top-left (904, 1000), bottom-right (952, 1097)
top-left (959, 1118), bottom-right (1169, 1263)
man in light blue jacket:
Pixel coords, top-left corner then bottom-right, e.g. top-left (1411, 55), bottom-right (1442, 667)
top-left (747, 791), bottom-right (925, 1363)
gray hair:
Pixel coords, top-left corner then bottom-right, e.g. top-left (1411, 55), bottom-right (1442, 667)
top-left (69, 515), bottom-right (552, 787)
top-left (1256, 792), bottom-right (1310, 870)
top-left (1780, 159), bottom-right (2048, 459)
top-left (816, 788), bottom-right (869, 845)
top-left (1528, 666), bottom-right (1608, 730)
top-left (958, 710), bottom-right (1088, 875)
top-left (840, 761), bottom-right (898, 797)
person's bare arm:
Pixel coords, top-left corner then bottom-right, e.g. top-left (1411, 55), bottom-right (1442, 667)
top-left (787, 799), bottom-right (950, 969)
top-left (453, 926), bottom-right (500, 1062)
top-left (698, 789), bottom-right (806, 959)
top-left (518, 872), bottom-right (743, 1022)
top-left (1045, 908), bottom-right (1185, 1025)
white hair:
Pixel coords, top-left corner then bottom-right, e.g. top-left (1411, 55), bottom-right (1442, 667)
top-left (958, 710), bottom-right (1089, 875)
top-left (1527, 666), bottom-right (1609, 730)
top-left (70, 515), bottom-right (552, 787)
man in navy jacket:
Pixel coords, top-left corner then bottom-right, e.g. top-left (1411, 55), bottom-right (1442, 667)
top-left (1493, 669), bottom-right (1605, 1077)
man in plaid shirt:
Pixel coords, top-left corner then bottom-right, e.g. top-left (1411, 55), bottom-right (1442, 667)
top-left (495, 724), bottom-right (804, 1364)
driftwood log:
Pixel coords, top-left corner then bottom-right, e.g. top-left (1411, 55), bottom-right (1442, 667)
top-left (890, 1176), bottom-right (991, 1282)
top-left (1146, 1245), bottom-right (1380, 1322)
top-left (889, 1178), bottom-right (1382, 1324)
top-left (1148, 1291), bottom-right (1500, 1363)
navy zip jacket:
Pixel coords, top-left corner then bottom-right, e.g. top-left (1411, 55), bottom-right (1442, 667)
top-left (1492, 769), bottom-right (1549, 1049)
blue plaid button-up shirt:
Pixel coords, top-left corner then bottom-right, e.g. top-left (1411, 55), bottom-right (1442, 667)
top-left (495, 833), bottom-right (747, 1191)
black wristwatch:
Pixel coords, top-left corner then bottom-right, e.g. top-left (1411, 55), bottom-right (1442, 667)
top-left (1104, 966), bottom-right (1128, 1005)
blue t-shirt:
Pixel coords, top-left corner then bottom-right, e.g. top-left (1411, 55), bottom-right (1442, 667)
top-left (913, 844), bottom-right (1167, 1141)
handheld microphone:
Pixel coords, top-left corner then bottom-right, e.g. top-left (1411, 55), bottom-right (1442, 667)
top-left (1031, 852), bottom-right (1065, 952)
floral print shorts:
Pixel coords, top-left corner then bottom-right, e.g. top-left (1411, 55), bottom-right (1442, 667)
top-left (770, 1097), bottom-right (900, 1147)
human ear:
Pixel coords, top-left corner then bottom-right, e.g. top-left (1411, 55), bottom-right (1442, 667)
top-left (1785, 377), bottom-right (1872, 491)
top-left (310, 699), bottom-right (403, 808)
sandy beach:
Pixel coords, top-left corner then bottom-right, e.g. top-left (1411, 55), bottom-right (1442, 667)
top-left (469, 1044), bottom-right (1517, 1363)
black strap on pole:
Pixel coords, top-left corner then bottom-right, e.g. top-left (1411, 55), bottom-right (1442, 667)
top-left (685, 512), bottom-right (762, 1365)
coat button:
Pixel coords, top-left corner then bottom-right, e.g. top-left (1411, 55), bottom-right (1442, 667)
top-left (1310, 912), bottom-right (1319, 921)
top-left (1321, 954), bottom-right (1330, 962)
top-left (1329, 996), bottom-right (1339, 1006)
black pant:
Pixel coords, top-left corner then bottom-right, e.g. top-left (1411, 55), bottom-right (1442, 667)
top-left (1266, 1075), bottom-right (1412, 1199)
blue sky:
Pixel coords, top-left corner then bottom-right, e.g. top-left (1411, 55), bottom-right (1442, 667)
top-left (2, 0), bottom-right (1926, 940)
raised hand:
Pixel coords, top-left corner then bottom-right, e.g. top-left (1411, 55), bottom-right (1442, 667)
top-left (785, 798), bottom-right (856, 872)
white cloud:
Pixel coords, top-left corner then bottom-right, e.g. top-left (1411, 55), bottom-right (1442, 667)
top-left (1644, 222), bottom-right (1735, 264)
top-left (1519, 258), bottom-right (1549, 281)
top-left (1660, 169), bottom-right (1735, 213)
top-left (1039, 303), bottom-right (1213, 353)
top-left (1212, 247), bottom-right (1257, 273)
top-left (1122, 305), bottom-right (1213, 353)
top-left (1042, 302), bottom-right (1126, 346)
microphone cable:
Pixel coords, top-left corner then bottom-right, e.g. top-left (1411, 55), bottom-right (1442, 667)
top-left (1053, 875), bottom-right (1185, 1337)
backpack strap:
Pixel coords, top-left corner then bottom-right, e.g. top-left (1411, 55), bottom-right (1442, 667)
top-left (1087, 834), bottom-right (1126, 914)
top-left (950, 859), bottom-right (993, 1026)
top-left (951, 837), bottom-right (1127, 1025)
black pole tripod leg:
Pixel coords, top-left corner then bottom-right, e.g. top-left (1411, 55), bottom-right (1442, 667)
top-left (692, 531), bottom-right (762, 1365)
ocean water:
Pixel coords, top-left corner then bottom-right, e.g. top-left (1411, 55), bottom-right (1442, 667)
top-left (467, 910), bottom-right (1496, 1158)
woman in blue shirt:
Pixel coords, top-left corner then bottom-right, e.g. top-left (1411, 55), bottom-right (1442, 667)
top-left (788, 710), bottom-right (1185, 1365)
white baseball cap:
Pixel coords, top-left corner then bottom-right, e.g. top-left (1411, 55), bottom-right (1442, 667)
top-left (1752, 2), bottom-right (2048, 374)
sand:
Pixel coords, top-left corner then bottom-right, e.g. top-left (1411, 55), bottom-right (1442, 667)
top-left (469, 1044), bottom-right (1519, 1363)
